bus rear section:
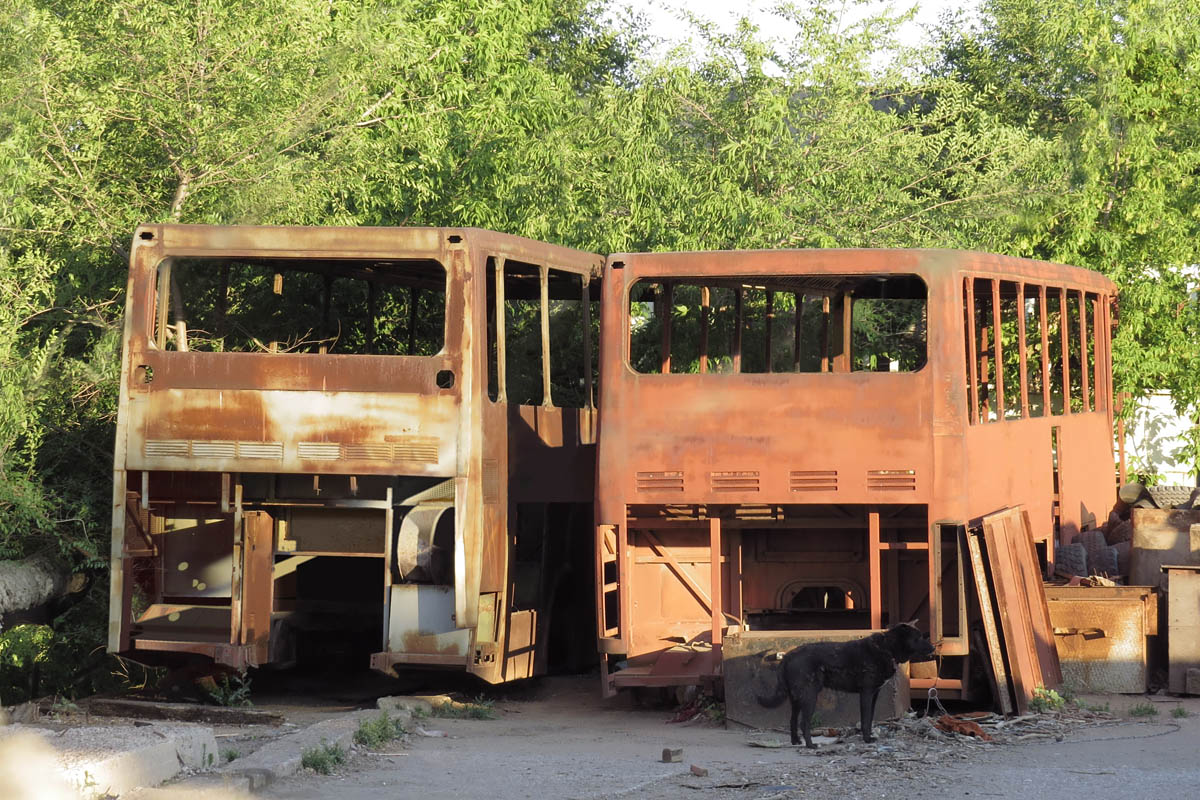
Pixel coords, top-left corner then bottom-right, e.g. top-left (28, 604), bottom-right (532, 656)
top-left (593, 249), bottom-right (1117, 714)
top-left (110, 224), bottom-right (601, 683)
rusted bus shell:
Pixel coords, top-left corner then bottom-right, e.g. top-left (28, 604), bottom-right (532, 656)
top-left (110, 224), bottom-right (602, 683)
top-left (594, 249), bottom-right (1118, 695)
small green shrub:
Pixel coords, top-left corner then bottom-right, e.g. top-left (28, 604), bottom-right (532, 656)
top-left (207, 671), bottom-right (252, 707)
top-left (1171, 706), bottom-right (1189, 719)
top-left (354, 712), bottom-right (407, 748)
top-left (1029, 687), bottom-right (1066, 713)
top-left (1128, 702), bottom-right (1158, 718)
top-left (301, 742), bottom-right (346, 774)
top-left (221, 747), bottom-right (240, 763)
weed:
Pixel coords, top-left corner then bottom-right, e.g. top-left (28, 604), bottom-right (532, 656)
top-left (1081, 701), bottom-right (1111, 714)
top-left (700, 698), bottom-right (725, 724)
top-left (431, 694), bottom-right (496, 720)
top-left (222, 747), bottom-right (240, 763)
top-left (1128, 702), bottom-right (1158, 718)
top-left (411, 705), bottom-right (429, 720)
top-left (1029, 687), bottom-right (1066, 713)
top-left (1171, 706), bottom-right (1190, 719)
top-left (354, 712), bottom-right (408, 748)
top-left (207, 671), bottom-right (252, 707)
top-left (300, 742), bottom-right (346, 775)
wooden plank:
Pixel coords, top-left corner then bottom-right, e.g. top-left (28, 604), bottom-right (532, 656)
top-left (981, 506), bottom-right (1062, 713)
top-left (983, 510), bottom-right (1040, 712)
top-left (965, 527), bottom-right (1015, 715)
top-left (85, 698), bottom-right (284, 727)
top-left (1019, 508), bottom-right (1063, 686)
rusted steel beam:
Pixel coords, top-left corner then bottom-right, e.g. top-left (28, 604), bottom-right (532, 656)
top-left (1018, 281), bottom-right (1029, 418)
top-left (495, 256), bottom-right (508, 402)
top-left (1040, 285), bottom-right (1051, 414)
top-left (869, 509), bottom-right (882, 629)
top-left (583, 276), bottom-right (594, 405)
top-left (1079, 289), bottom-right (1090, 412)
top-left (699, 286), bottom-right (710, 374)
top-left (660, 282), bottom-right (673, 374)
top-left (1060, 287), bottom-right (1071, 413)
top-left (966, 278), bottom-right (979, 424)
top-left (991, 278), bottom-right (1004, 419)
top-left (710, 517), bottom-right (722, 646)
top-left (540, 265), bottom-right (552, 405)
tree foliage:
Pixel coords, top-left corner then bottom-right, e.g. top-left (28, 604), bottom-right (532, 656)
top-left (937, 0), bottom-right (1200, 466)
top-left (1, 0), bottom-right (1198, 698)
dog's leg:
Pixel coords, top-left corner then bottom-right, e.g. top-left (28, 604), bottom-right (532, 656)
top-left (798, 686), bottom-right (819, 749)
top-left (859, 686), bottom-right (881, 743)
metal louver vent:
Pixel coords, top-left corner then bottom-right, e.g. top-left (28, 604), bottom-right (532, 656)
top-left (237, 441), bottom-right (284, 459)
top-left (867, 469), bottom-right (917, 491)
top-left (392, 437), bottom-right (439, 464)
top-left (298, 442), bottom-right (341, 461)
top-left (711, 471), bottom-right (760, 492)
top-left (636, 471), bottom-right (684, 492)
top-left (344, 443), bottom-right (392, 461)
top-left (190, 440), bottom-right (236, 458)
top-left (144, 439), bottom-right (284, 459)
top-left (790, 470), bottom-right (838, 492)
top-left (144, 439), bottom-right (189, 458)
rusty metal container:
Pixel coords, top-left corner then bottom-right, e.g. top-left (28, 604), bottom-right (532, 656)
top-left (1045, 585), bottom-right (1157, 693)
top-left (1162, 565), bottom-right (1200, 695)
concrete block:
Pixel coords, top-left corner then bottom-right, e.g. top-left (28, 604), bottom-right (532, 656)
top-left (661, 747), bottom-right (682, 763)
top-left (722, 630), bottom-right (910, 731)
top-left (377, 695), bottom-right (433, 715)
top-left (0, 722), bottom-right (219, 798)
top-left (223, 709), bottom-right (372, 786)
top-left (1187, 668), bottom-right (1200, 696)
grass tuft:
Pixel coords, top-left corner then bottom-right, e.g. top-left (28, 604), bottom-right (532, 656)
top-left (354, 711), bottom-right (408, 748)
top-left (1128, 702), bottom-right (1158, 718)
top-left (301, 742), bottom-right (346, 774)
top-left (1171, 706), bottom-right (1189, 719)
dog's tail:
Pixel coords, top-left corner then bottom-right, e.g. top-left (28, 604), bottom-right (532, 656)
top-left (754, 652), bottom-right (787, 709)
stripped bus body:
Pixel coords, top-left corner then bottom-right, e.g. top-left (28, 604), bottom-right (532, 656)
top-left (593, 249), bottom-right (1116, 698)
top-left (109, 225), bottom-right (601, 682)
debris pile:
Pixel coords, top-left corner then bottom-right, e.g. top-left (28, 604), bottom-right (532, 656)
top-left (1058, 482), bottom-right (1200, 585)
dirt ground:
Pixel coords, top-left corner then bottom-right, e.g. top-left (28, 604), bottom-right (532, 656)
top-left (252, 676), bottom-right (1200, 800)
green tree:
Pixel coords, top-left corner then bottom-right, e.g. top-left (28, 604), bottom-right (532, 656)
top-left (937, 0), bottom-right (1200, 472)
top-left (0, 0), bottom-right (632, 698)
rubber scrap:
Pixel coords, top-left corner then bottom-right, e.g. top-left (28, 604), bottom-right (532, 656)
top-left (935, 714), bottom-right (994, 741)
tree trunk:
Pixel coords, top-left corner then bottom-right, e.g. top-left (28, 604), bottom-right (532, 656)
top-left (0, 554), bottom-right (73, 617)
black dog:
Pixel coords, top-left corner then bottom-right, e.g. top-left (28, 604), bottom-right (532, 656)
top-left (756, 623), bottom-right (936, 748)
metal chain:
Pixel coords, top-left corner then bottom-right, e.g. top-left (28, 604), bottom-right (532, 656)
top-left (925, 686), bottom-right (950, 718)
